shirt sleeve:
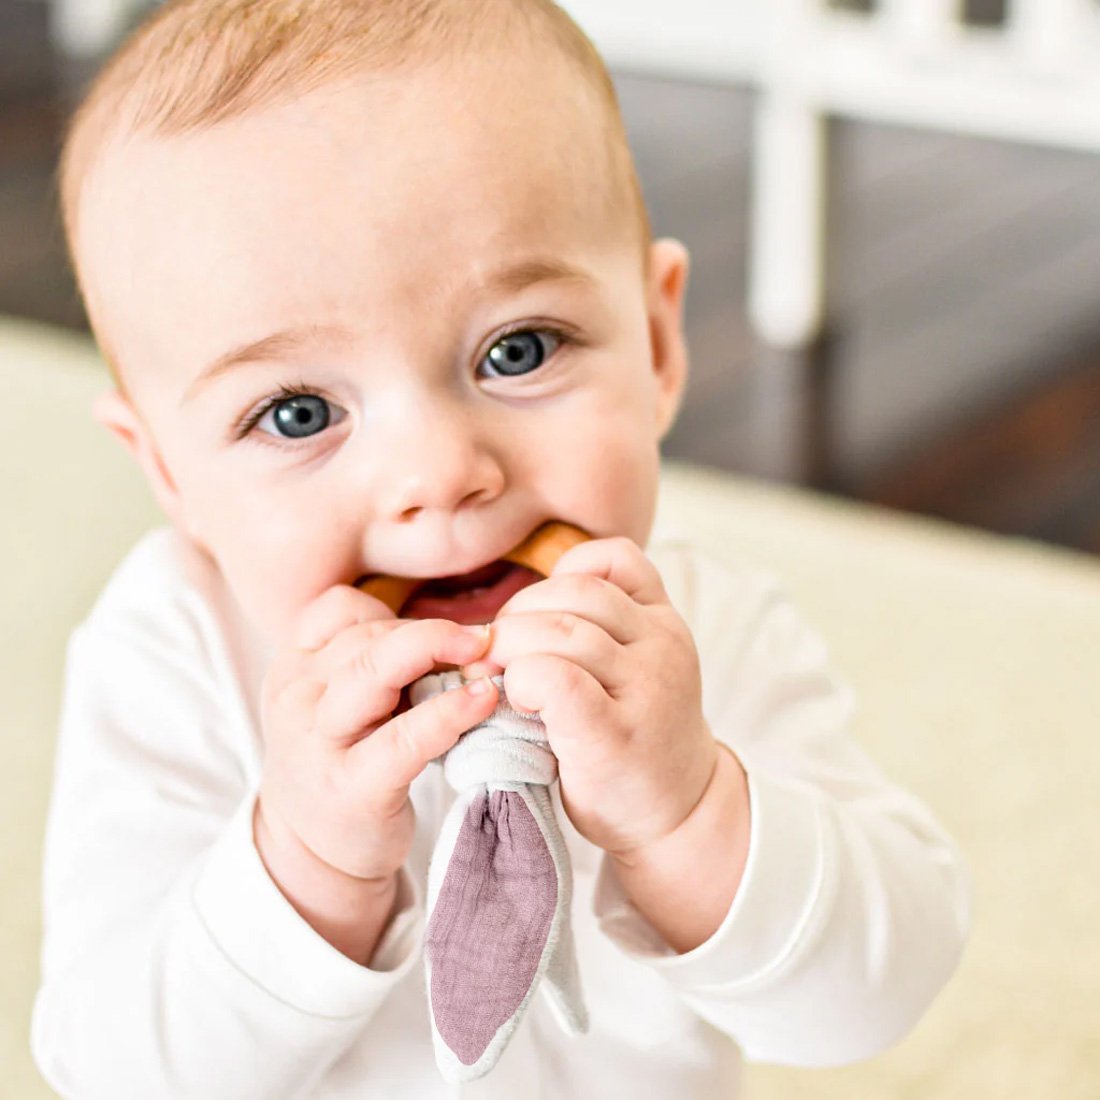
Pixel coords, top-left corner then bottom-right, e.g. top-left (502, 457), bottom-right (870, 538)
top-left (31, 615), bottom-right (423, 1100)
top-left (592, 546), bottom-right (971, 1067)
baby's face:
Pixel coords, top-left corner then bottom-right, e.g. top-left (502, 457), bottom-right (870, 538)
top-left (79, 55), bottom-right (689, 644)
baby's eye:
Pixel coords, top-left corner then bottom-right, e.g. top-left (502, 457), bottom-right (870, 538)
top-left (479, 330), bottom-right (561, 378)
top-left (255, 393), bottom-right (344, 440)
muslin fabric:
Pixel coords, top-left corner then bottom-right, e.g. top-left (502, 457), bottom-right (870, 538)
top-left (408, 672), bottom-right (588, 1082)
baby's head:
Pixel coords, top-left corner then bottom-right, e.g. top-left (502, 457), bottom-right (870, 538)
top-left (62, 0), bottom-right (690, 643)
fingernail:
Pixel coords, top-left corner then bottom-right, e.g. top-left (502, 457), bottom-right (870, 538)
top-left (466, 676), bottom-right (495, 696)
top-left (461, 623), bottom-right (491, 640)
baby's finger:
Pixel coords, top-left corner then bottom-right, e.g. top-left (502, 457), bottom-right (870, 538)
top-left (347, 676), bottom-right (499, 797)
top-left (264, 668), bottom-right (326, 722)
top-left (551, 536), bottom-right (669, 607)
top-left (496, 572), bottom-right (645, 645)
top-left (502, 653), bottom-right (613, 748)
top-left (295, 584), bottom-right (396, 652)
top-left (314, 615), bottom-right (410, 674)
top-left (314, 621), bottom-right (491, 739)
top-left (367, 619), bottom-right (492, 690)
top-left (486, 611), bottom-right (628, 694)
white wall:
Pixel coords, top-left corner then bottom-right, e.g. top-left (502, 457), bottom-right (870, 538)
top-left (556, 0), bottom-right (760, 83)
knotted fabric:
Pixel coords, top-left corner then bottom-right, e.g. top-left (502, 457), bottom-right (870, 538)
top-left (409, 671), bottom-right (589, 1082)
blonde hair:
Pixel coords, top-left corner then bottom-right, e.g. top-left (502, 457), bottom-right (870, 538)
top-left (59, 0), bottom-right (651, 377)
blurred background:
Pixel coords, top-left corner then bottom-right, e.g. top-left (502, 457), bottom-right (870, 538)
top-left (3, 0), bottom-right (1100, 551)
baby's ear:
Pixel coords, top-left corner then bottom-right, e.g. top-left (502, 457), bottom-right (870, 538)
top-left (645, 238), bottom-right (691, 439)
top-left (92, 389), bottom-right (186, 529)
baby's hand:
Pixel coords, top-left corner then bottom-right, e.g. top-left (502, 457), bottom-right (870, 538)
top-left (255, 586), bottom-right (497, 942)
top-left (478, 537), bottom-right (721, 858)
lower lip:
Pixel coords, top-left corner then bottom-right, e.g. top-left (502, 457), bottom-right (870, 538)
top-left (401, 564), bottom-right (540, 624)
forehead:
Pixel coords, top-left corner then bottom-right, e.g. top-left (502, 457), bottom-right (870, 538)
top-left (77, 58), bottom-right (631, 384)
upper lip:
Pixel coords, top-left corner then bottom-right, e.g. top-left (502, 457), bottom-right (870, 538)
top-left (355, 530), bottom-right (541, 589)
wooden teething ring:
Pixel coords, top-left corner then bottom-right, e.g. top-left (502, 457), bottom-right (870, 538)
top-left (357, 521), bottom-right (591, 615)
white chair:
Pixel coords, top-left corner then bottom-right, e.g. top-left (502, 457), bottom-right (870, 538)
top-left (564, 0), bottom-right (1100, 347)
top-left (46, 0), bottom-right (149, 58)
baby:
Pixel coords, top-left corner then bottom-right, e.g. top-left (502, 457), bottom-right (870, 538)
top-left (32, 0), bottom-right (970, 1097)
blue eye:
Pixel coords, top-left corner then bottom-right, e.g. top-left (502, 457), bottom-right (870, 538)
top-left (256, 393), bottom-right (335, 439)
top-left (481, 330), bottom-right (561, 378)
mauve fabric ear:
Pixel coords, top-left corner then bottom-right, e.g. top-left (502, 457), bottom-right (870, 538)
top-left (411, 672), bottom-right (589, 1083)
top-left (426, 791), bottom-right (558, 1065)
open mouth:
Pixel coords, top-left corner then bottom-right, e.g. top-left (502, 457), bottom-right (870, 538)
top-left (372, 560), bottom-right (541, 624)
top-left (356, 521), bottom-right (592, 625)
top-left (420, 559), bottom-right (514, 595)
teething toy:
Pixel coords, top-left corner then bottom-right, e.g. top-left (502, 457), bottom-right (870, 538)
top-left (357, 521), bottom-right (589, 614)
top-left (358, 522), bottom-right (591, 1081)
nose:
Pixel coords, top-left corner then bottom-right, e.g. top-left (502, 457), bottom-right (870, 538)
top-left (373, 398), bottom-right (506, 522)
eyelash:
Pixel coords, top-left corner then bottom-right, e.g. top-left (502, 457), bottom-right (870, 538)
top-left (232, 380), bottom-right (320, 445)
top-left (476, 323), bottom-right (575, 380)
top-left (231, 323), bottom-right (578, 448)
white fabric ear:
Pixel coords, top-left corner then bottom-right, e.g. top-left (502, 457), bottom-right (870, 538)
top-left (410, 672), bottom-right (589, 1083)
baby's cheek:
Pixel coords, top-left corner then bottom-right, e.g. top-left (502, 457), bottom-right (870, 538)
top-left (218, 545), bottom-right (336, 650)
top-left (232, 569), bottom-right (300, 647)
top-left (545, 423), bottom-right (659, 542)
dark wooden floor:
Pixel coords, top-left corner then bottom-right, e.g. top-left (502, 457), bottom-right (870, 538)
top-left (622, 72), bottom-right (1100, 554)
top-left (3, 0), bottom-right (1100, 553)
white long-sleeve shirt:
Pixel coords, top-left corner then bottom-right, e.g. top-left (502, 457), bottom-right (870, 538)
top-left (31, 523), bottom-right (969, 1099)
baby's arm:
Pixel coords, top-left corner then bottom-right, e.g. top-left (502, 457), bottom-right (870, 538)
top-left (31, 575), bottom-right (491, 1099)
top-left (593, 547), bottom-right (971, 1066)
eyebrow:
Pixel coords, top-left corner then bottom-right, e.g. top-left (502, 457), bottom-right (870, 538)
top-left (183, 324), bottom-right (354, 403)
top-left (182, 257), bottom-right (597, 403)
top-left (480, 257), bottom-right (596, 296)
